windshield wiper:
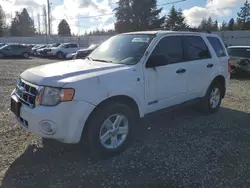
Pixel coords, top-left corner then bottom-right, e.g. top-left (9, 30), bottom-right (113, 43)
top-left (85, 56), bottom-right (93, 61)
top-left (92, 58), bottom-right (113, 63)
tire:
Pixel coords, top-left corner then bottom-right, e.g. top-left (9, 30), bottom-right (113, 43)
top-left (85, 102), bottom-right (137, 159)
top-left (23, 52), bottom-right (29, 59)
top-left (0, 52), bottom-right (5, 58)
top-left (199, 81), bottom-right (222, 114)
top-left (57, 51), bottom-right (64, 59)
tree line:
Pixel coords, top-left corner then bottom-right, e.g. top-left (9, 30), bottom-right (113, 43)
top-left (0, 0), bottom-right (250, 37)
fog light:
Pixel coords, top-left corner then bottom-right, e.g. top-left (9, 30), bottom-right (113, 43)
top-left (39, 120), bottom-right (57, 135)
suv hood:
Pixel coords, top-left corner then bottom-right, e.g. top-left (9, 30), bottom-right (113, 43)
top-left (20, 59), bottom-right (134, 87)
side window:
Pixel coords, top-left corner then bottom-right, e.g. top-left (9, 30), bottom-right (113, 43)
top-left (11, 45), bottom-right (20, 49)
top-left (19, 45), bottom-right (26, 49)
top-left (184, 36), bottom-right (211, 61)
top-left (70, 44), bottom-right (78, 48)
top-left (207, 37), bottom-right (226, 57)
top-left (5, 45), bottom-right (12, 50)
top-left (151, 36), bottom-right (184, 64)
top-left (64, 44), bottom-right (70, 48)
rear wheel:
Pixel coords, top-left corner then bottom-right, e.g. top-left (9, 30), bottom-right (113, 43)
top-left (23, 52), bottom-right (29, 59)
top-left (199, 81), bottom-right (222, 114)
top-left (85, 102), bottom-right (137, 159)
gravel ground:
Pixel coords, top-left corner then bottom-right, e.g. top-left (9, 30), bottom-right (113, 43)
top-left (0, 58), bottom-right (250, 188)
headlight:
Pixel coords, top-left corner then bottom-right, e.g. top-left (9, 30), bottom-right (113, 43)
top-left (36, 87), bottom-right (75, 106)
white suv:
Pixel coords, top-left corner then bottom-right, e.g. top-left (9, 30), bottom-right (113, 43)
top-left (10, 31), bottom-right (231, 158)
top-left (47, 43), bottom-right (79, 59)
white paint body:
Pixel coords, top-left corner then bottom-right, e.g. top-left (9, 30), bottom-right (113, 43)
top-left (47, 43), bottom-right (79, 56)
top-left (12, 31), bottom-right (230, 143)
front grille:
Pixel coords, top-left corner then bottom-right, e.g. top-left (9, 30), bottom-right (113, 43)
top-left (15, 79), bottom-right (38, 108)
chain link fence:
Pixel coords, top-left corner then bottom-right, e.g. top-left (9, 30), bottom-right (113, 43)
top-left (1, 31), bottom-right (250, 47)
top-left (0, 35), bottom-right (113, 48)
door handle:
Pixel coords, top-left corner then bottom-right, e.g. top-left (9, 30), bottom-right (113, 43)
top-left (207, 64), bottom-right (214, 68)
top-left (176, 68), bottom-right (186, 74)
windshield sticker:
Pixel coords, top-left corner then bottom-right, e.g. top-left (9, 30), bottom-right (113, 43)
top-left (132, 38), bottom-right (150, 43)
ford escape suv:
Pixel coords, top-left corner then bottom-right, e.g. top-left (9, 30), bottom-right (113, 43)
top-left (10, 31), bottom-right (231, 158)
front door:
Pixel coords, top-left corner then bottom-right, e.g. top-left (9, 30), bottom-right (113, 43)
top-left (143, 35), bottom-right (188, 114)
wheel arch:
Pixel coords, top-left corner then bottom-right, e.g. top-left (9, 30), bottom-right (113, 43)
top-left (211, 75), bottom-right (226, 98)
top-left (82, 95), bottom-right (142, 137)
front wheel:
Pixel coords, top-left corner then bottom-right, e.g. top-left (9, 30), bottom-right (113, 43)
top-left (23, 52), bottom-right (29, 59)
top-left (57, 51), bottom-right (64, 59)
top-left (199, 81), bottom-right (222, 114)
top-left (85, 102), bottom-right (137, 159)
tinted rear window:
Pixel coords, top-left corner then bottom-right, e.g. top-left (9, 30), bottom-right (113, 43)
top-left (207, 37), bottom-right (226, 57)
top-left (227, 48), bottom-right (250, 58)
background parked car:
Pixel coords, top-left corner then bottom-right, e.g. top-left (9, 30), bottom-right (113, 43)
top-left (47, 43), bottom-right (79, 59)
top-left (31, 44), bottom-right (46, 56)
top-left (66, 44), bottom-right (99, 60)
top-left (36, 44), bottom-right (52, 56)
top-left (227, 46), bottom-right (250, 74)
top-left (0, 44), bottom-right (31, 58)
top-left (0, 43), bottom-right (5, 48)
top-left (38, 43), bottom-right (61, 57)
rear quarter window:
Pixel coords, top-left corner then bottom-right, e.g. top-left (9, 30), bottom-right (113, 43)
top-left (207, 37), bottom-right (226, 57)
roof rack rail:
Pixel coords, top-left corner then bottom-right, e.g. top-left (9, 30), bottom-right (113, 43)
top-left (142, 27), bottom-right (212, 33)
top-left (171, 27), bottom-right (211, 33)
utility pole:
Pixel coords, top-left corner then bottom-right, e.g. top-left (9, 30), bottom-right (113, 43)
top-left (47, 0), bottom-right (51, 35)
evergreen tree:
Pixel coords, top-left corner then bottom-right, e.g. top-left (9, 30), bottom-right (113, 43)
top-left (0, 5), bottom-right (5, 37)
top-left (220, 21), bottom-right (228, 31)
top-left (198, 17), bottom-right (216, 31)
top-left (207, 17), bottom-right (214, 30)
top-left (228, 18), bottom-right (235, 30)
top-left (212, 20), bottom-right (218, 31)
top-left (58, 19), bottom-right (71, 36)
top-left (114, 0), bottom-right (165, 33)
top-left (9, 8), bottom-right (36, 36)
top-left (164, 6), bottom-right (188, 30)
top-left (237, 0), bottom-right (250, 30)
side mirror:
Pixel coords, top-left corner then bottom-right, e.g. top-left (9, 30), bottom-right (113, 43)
top-left (146, 54), bottom-right (168, 68)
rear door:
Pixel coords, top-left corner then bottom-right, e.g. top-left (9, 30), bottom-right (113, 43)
top-left (63, 44), bottom-right (71, 54)
top-left (18, 45), bottom-right (28, 54)
top-left (183, 35), bottom-right (213, 100)
top-left (12, 45), bottom-right (22, 55)
top-left (69, 44), bottom-right (79, 53)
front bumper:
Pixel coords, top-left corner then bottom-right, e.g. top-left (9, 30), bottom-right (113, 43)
top-left (12, 96), bottom-right (95, 143)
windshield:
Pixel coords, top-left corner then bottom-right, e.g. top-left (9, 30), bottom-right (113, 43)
top-left (52, 43), bottom-right (60, 47)
top-left (87, 44), bottom-right (98, 50)
top-left (0, 45), bottom-right (7, 49)
top-left (89, 34), bottom-right (155, 65)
